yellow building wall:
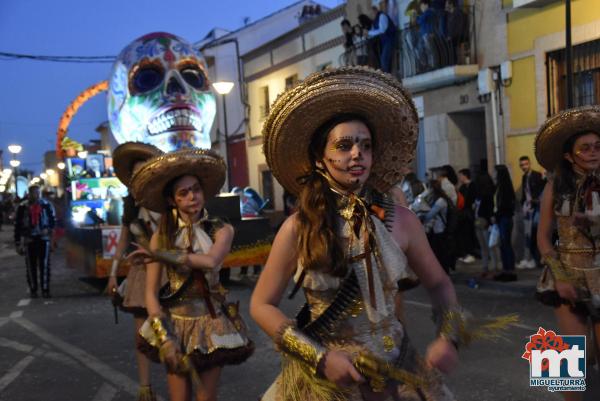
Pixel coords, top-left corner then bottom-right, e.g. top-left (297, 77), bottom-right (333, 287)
top-left (505, 56), bottom-right (537, 130)
top-left (507, 0), bottom-right (600, 55)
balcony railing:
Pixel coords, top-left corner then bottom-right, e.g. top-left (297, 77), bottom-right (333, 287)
top-left (340, 6), bottom-right (477, 82)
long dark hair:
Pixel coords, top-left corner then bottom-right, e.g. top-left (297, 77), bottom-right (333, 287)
top-left (296, 115), bottom-right (373, 277)
top-left (494, 164), bottom-right (515, 205)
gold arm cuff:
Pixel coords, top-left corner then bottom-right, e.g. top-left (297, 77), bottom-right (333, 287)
top-left (276, 323), bottom-right (326, 375)
top-left (153, 249), bottom-right (188, 267)
top-left (150, 316), bottom-right (174, 345)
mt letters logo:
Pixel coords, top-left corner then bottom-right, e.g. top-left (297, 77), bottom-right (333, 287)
top-left (522, 327), bottom-right (586, 392)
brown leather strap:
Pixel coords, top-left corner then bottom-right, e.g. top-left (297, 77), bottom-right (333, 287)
top-left (187, 225), bottom-right (217, 318)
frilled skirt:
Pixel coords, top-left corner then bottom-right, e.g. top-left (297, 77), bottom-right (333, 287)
top-left (535, 265), bottom-right (600, 321)
top-left (118, 261), bottom-right (167, 317)
top-left (138, 297), bottom-right (254, 372)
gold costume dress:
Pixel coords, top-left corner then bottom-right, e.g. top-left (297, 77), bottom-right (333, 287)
top-left (140, 214), bottom-right (254, 371)
top-left (262, 209), bottom-right (455, 401)
top-left (536, 181), bottom-right (600, 320)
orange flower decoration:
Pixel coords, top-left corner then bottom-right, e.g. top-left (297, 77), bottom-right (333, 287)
top-left (522, 327), bottom-right (570, 372)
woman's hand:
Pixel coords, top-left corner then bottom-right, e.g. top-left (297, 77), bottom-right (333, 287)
top-left (320, 350), bottom-right (365, 388)
top-left (160, 339), bottom-right (186, 374)
top-left (555, 280), bottom-right (578, 304)
top-left (104, 276), bottom-right (118, 296)
top-left (127, 243), bottom-right (154, 264)
top-left (425, 337), bottom-right (458, 374)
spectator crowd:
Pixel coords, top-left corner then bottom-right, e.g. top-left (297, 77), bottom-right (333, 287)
top-left (399, 156), bottom-right (546, 282)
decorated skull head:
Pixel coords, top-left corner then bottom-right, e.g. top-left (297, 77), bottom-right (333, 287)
top-left (108, 32), bottom-right (216, 151)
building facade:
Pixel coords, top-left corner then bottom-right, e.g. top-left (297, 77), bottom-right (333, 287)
top-left (503, 0), bottom-right (600, 179)
top-left (196, 0), bottom-right (326, 190)
top-left (242, 5), bottom-right (346, 210)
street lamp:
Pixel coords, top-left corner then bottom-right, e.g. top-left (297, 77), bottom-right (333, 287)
top-left (8, 144), bottom-right (22, 196)
top-left (212, 81), bottom-right (235, 189)
top-left (57, 162), bottom-right (66, 170)
top-left (8, 144), bottom-right (22, 155)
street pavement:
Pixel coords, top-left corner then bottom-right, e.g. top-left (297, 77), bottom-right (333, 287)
top-left (0, 227), bottom-right (598, 401)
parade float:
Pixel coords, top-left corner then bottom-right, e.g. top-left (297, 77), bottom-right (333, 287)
top-left (57, 32), bottom-right (272, 278)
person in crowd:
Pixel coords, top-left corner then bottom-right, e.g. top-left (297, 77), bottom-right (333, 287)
top-left (457, 168), bottom-right (477, 264)
top-left (492, 165), bottom-right (517, 282)
top-left (358, 13), bottom-right (380, 69)
top-left (433, 166), bottom-right (457, 205)
top-left (416, 0), bottom-right (436, 71)
top-left (516, 155), bottom-right (545, 270)
top-left (445, 0), bottom-right (467, 64)
top-left (422, 179), bottom-right (453, 273)
top-left (368, 1), bottom-right (397, 73)
top-left (400, 170), bottom-right (426, 205)
top-left (131, 148), bottom-right (254, 401)
top-left (105, 142), bottom-right (165, 401)
top-left (14, 184), bottom-right (56, 298)
top-left (340, 18), bottom-right (356, 65)
top-left (472, 161), bottom-right (499, 277)
top-left (535, 106), bottom-right (600, 398)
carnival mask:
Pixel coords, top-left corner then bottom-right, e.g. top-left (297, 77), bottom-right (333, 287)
top-left (108, 32), bottom-right (216, 151)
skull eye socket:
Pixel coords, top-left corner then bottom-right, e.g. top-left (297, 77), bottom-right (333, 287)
top-left (180, 65), bottom-right (206, 90)
top-left (132, 65), bottom-right (164, 93)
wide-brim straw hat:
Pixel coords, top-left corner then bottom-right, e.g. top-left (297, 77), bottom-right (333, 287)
top-left (262, 66), bottom-right (418, 196)
top-left (535, 105), bottom-right (600, 171)
top-left (131, 148), bottom-right (226, 212)
top-left (113, 142), bottom-right (162, 186)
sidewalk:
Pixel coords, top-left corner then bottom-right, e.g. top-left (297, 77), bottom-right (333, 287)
top-left (450, 258), bottom-right (541, 296)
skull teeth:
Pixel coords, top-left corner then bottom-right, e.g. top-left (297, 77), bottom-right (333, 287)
top-left (146, 108), bottom-right (203, 136)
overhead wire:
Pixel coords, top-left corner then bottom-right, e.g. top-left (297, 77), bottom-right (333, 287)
top-left (0, 51), bottom-right (116, 63)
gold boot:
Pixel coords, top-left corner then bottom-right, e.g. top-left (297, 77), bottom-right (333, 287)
top-left (137, 385), bottom-right (156, 401)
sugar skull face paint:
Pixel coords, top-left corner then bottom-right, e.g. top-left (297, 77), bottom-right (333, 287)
top-left (108, 32), bottom-right (216, 151)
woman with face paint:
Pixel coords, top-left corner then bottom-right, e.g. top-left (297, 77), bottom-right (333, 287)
top-left (107, 142), bottom-right (165, 401)
top-left (535, 106), bottom-right (600, 400)
top-left (250, 67), bottom-right (515, 401)
top-left (129, 149), bottom-right (253, 401)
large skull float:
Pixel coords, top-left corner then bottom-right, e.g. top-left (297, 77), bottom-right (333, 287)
top-left (108, 32), bottom-right (216, 151)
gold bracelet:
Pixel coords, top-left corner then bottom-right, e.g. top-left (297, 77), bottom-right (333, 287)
top-left (276, 323), bottom-right (326, 375)
top-left (150, 316), bottom-right (173, 345)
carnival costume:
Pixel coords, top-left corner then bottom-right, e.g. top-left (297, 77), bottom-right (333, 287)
top-left (260, 67), bottom-right (514, 401)
top-left (133, 148), bottom-right (254, 373)
top-left (112, 142), bottom-right (165, 316)
top-left (534, 105), bottom-right (600, 321)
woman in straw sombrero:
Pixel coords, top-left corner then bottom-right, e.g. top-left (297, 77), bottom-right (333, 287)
top-left (535, 106), bottom-right (600, 384)
top-left (128, 148), bottom-right (254, 401)
top-left (106, 141), bottom-right (164, 401)
top-left (250, 66), bottom-right (465, 401)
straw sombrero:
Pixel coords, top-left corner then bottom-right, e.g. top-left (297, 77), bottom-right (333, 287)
top-left (535, 105), bottom-right (600, 171)
top-left (262, 66), bottom-right (418, 196)
top-left (131, 148), bottom-right (226, 212)
top-left (113, 142), bottom-right (162, 187)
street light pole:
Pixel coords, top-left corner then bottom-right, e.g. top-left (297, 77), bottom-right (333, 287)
top-left (212, 81), bottom-right (235, 190)
top-left (8, 144), bottom-right (22, 198)
top-left (221, 94), bottom-right (232, 189)
top-left (565, 0), bottom-right (574, 108)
